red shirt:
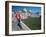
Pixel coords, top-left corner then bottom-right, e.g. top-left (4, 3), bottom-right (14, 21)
top-left (15, 12), bottom-right (21, 20)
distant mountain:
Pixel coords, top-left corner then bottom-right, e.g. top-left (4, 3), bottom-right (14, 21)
top-left (35, 12), bottom-right (41, 16)
top-left (18, 8), bottom-right (41, 18)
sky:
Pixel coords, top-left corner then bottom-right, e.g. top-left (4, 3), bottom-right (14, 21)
top-left (12, 6), bottom-right (41, 13)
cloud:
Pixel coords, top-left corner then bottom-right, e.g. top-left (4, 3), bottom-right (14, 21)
top-left (23, 8), bottom-right (27, 12)
top-left (29, 10), bottom-right (32, 12)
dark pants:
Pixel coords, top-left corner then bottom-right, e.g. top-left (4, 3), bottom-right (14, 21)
top-left (17, 19), bottom-right (22, 29)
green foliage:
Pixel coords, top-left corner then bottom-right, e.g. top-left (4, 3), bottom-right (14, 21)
top-left (22, 17), bottom-right (41, 30)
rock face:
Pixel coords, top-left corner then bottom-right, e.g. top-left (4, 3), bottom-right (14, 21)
top-left (12, 12), bottom-right (30, 31)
